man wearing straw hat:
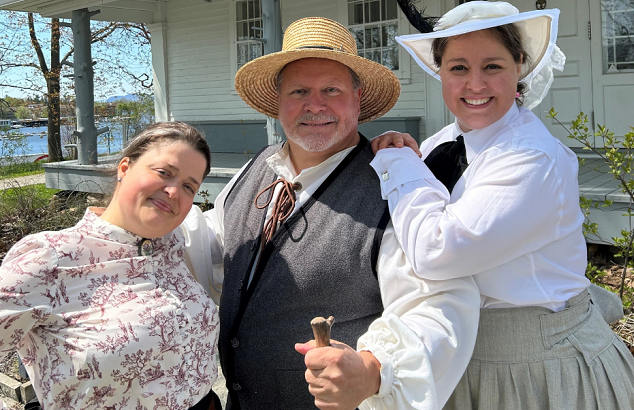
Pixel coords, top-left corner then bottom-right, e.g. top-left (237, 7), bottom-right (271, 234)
top-left (182, 17), bottom-right (480, 410)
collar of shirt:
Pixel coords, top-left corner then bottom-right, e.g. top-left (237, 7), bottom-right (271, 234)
top-left (76, 207), bottom-right (179, 252)
top-left (265, 142), bottom-right (356, 195)
top-left (453, 104), bottom-right (520, 164)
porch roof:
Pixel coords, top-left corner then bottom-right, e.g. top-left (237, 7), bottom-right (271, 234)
top-left (0, 0), bottom-right (172, 23)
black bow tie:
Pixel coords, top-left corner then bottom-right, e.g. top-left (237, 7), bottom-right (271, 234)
top-left (424, 135), bottom-right (468, 194)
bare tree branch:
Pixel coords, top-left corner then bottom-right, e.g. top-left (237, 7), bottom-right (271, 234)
top-left (0, 62), bottom-right (40, 70)
top-left (123, 71), bottom-right (153, 89)
top-left (0, 82), bottom-right (41, 93)
top-left (28, 13), bottom-right (49, 74)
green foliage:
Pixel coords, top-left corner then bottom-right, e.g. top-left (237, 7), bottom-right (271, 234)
top-left (0, 183), bottom-right (58, 211)
top-left (547, 109), bottom-right (634, 305)
top-left (14, 105), bottom-right (33, 119)
top-left (0, 184), bottom-right (96, 258)
top-left (197, 190), bottom-right (214, 212)
top-left (115, 93), bottom-right (155, 136)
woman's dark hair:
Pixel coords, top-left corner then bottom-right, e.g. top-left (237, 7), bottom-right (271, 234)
top-left (121, 121), bottom-right (211, 179)
top-left (431, 24), bottom-right (532, 105)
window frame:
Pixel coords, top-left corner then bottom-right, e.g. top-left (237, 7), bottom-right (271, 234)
top-left (229, 0), bottom-right (264, 91)
top-left (601, 0), bottom-right (634, 74)
top-left (338, 0), bottom-right (412, 82)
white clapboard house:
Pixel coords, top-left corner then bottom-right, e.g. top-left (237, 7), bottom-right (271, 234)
top-left (1, 0), bottom-right (632, 242)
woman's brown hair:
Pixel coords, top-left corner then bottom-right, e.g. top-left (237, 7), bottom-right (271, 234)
top-left (120, 121), bottom-right (211, 180)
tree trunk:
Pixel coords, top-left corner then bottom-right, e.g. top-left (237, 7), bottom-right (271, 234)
top-left (47, 18), bottom-right (63, 162)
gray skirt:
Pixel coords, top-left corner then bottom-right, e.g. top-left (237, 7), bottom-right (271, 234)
top-left (444, 289), bottom-right (634, 410)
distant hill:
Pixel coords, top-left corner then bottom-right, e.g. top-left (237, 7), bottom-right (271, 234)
top-left (105, 94), bottom-right (141, 103)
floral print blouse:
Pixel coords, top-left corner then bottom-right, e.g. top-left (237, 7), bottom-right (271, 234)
top-left (0, 208), bottom-right (219, 410)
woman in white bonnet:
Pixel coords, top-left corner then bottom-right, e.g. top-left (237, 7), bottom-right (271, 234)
top-left (372, 1), bottom-right (634, 408)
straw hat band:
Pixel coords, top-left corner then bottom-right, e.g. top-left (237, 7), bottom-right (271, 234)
top-left (297, 45), bottom-right (347, 52)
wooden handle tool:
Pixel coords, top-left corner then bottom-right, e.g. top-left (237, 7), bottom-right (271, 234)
top-left (311, 316), bottom-right (335, 347)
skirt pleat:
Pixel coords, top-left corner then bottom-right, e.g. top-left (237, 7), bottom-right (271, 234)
top-left (444, 289), bottom-right (634, 410)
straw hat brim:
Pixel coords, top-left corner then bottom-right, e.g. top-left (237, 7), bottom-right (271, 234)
top-left (234, 49), bottom-right (401, 124)
top-left (396, 9), bottom-right (560, 82)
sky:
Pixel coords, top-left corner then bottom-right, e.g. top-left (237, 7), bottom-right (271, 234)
top-left (0, 10), bottom-right (152, 101)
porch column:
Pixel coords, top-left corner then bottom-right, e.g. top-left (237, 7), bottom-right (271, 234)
top-left (148, 22), bottom-right (170, 122)
top-left (70, 8), bottom-right (107, 165)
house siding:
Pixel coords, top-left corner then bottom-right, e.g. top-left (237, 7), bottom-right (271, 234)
top-left (166, 0), bottom-right (257, 122)
top-left (165, 0), bottom-right (427, 142)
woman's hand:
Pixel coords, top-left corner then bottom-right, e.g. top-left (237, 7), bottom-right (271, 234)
top-left (371, 131), bottom-right (422, 157)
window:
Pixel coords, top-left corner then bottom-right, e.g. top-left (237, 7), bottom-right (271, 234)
top-left (236, 0), bottom-right (263, 69)
top-left (347, 0), bottom-right (400, 70)
top-left (602, 0), bottom-right (634, 73)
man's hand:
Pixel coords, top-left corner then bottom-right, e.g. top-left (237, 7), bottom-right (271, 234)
top-left (371, 131), bottom-right (422, 157)
top-left (295, 339), bottom-right (381, 410)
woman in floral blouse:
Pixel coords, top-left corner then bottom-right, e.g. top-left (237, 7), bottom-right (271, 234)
top-left (0, 122), bottom-right (220, 410)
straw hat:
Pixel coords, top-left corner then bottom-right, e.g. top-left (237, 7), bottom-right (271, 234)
top-left (396, 1), bottom-right (566, 109)
top-left (234, 17), bottom-right (401, 124)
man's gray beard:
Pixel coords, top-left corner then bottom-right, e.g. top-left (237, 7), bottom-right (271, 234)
top-left (281, 114), bottom-right (358, 152)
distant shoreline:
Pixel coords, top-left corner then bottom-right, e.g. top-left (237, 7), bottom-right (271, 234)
top-left (0, 125), bottom-right (124, 157)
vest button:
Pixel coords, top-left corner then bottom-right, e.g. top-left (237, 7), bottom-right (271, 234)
top-left (231, 338), bottom-right (240, 348)
top-left (232, 382), bottom-right (242, 391)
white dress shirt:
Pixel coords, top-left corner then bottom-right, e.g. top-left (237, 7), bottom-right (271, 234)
top-left (181, 142), bottom-right (480, 410)
top-left (370, 104), bottom-right (591, 312)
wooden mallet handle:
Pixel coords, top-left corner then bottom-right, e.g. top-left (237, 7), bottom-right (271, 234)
top-left (311, 316), bottom-right (335, 347)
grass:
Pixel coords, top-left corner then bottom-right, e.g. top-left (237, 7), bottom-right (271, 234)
top-left (0, 161), bottom-right (45, 179)
top-left (0, 183), bottom-right (58, 208)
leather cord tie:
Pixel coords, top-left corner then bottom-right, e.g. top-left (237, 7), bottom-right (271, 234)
top-left (254, 178), bottom-right (298, 246)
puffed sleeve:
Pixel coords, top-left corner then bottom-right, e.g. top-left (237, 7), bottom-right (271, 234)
top-left (0, 236), bottom-right (57, 360)
top-left (357, 226), bottom-right (480, 410)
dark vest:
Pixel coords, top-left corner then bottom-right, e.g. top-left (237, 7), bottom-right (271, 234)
top-left (220, 137), bottom-right (389, 410)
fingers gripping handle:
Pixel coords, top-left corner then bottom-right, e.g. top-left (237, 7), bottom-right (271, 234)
top-left (311, 316), bottom-right (335, 347)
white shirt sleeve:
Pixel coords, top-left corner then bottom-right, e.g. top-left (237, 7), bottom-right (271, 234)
top-left (369, 146), bottom-right (564, 280)
top-left (358, 223), bottom-right (480, 410)
top-left (181, 162), bottom-right (251, 304)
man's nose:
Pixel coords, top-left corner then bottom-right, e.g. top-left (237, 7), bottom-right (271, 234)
top-left (304, 92), bottom-right (327, 113)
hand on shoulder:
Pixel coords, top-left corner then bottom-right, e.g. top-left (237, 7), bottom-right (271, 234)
top-left (371, 131), bottom-right (422, 157)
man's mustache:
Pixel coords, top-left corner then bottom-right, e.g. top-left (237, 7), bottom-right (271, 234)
top-left (296, 114), bottom-right (338, 124)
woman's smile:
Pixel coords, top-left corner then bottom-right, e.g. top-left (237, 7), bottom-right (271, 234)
top-left (149, 197), bottom-right (174, 213)
top-left (462, 97), bottom-right (492, 106)
top-left (439, 30), bottom-right (522, 132)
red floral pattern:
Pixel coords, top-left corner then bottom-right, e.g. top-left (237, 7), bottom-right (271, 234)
top-left (0, 208), bottom-right (219, 410)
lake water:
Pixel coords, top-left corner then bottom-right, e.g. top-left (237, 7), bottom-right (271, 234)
top-left (0, 125), bottom-right (124, 158)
